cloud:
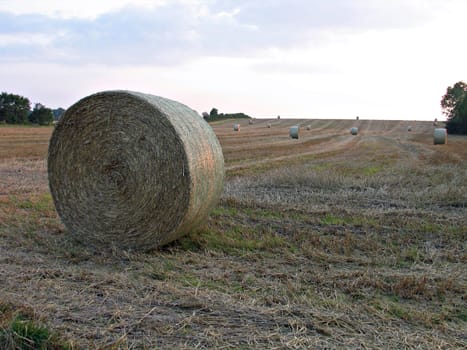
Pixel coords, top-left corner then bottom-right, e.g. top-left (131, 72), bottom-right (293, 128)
top-left (0, 1), bottom-right (444, 66)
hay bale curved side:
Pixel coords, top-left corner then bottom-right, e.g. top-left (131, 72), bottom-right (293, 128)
top-left (350, 127), bottom-right (358, 135)
top-left (289, 125), bottom-right (299, 139)
top-left (433, 128), bottom-right (447, 145)
top-left (233, 124), bottom-right (240, 131)
top-left (48, 90), bottom-right (224, 250)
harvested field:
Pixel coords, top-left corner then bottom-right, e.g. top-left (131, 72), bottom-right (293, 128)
top-left (0, 119), bottom-right (466, 349)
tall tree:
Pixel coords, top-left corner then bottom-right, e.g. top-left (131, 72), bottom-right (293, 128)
top-left (441, 81), bottom-right (467, 134)
top-left (0, 92), bottom-right (31, 124)
top-left (209, 108), bottom-right (219, 118)
top-left (28, 103), bottom-right (54, 125)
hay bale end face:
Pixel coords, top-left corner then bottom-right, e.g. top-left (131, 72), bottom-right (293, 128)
top-left (433, 128), bottom-right (447, 145)
top-left (289, 125), bottom-right (299, 139)
top-left (350, 127), bottom-right (358, 135)
top-left (233, 124), bottom-right (240, 131)
top-left (48, 90), bottom-right (225, 251)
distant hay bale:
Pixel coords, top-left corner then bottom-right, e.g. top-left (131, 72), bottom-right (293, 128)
top-left (249, 119), bottom-right (254, 125)
top-left (48, 90), bottom-right (225, 251)
top-left (407, 126), bottom-right (412, 132)
top-left (306, 125), bottom-right (311, 130)
top-left (356, 116), bottom-right (359, 120)
top-left (433, 128), bottom-right (447, 145)
top-left (233, 124), bottom-right (240, 131)
top-left (350, 127), bottom-right (358, 135)
top-left (277, 115), bottom-right (281, 120)
top-left (289, 125), bottom-right (299, 139)
top-left (267, 123), bottom-right (271, 128)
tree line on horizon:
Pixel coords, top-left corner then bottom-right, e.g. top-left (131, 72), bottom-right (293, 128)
top-left (202, 108), bottom-right (251, 121)
top-left (2, 85), bottom-right (466, 134)
top-left (0, 92), bottom-right (65, 126)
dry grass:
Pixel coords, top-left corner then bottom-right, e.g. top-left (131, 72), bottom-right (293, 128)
top-left (0, 121), bottom-right (466, 349)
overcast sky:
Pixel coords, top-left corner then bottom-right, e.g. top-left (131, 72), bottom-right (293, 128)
top-left (1, 0), bottom-right (466, 120)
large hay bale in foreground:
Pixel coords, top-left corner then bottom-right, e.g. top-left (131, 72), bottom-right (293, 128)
top-left (289, 125), bottom-right (299, 139)
top-left (350, 127), bottom-right (358, 135)
top-left (433, 128), bottom-right (447, 145)
top-left (48, 90), bottom-right (224, 250)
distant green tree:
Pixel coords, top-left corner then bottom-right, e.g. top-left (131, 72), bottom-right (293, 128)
top-left (210, 108), bottom-right (218, 118)
top-left (441, 81), bottom-right (467, 134)
top-left (52, 107), bottom-right (66, 121)
top-left (0, 92), bottom-right (31, 124)
top-left (28, 103), bottom-right (54, 125)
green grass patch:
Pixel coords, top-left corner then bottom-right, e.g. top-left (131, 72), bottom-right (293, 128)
top-left (10, 193), bottom-right (54, 212)
top-left (320, 214), bottom-right (349, 225)
top-left (180, 227), bottom-right (286, 255)
top-left (362, 165), bottom-right (383, 176)
top-left (211, 206), bottom-right (239, 217)
top-left (0, 313), bottom-right (71, 350)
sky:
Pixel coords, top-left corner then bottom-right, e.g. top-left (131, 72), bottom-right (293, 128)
top-left (1, 0), bottom-right (466, 120)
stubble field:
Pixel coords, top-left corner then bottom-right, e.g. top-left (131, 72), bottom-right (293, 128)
top-left (0, 119), bottom-right (466, 349)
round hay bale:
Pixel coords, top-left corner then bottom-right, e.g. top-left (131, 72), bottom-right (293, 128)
top-left (433, 128), bottom-right (447, 145)
top-left (267, 123), bottom-right (271, 128)
top-left (249, 119), bottom-right (253, 125)
top-left (356, 116), bottom-right (359, 120)
top-left (48, 90), bottom-right (225, 251)
top-left (277, 115), bottom-right (281, 120)
top-left (306, 125), bottom-right (311, 131)
top-left (233, 124), bottom-right (240, 131)
top-left (407, 126), bottom-right (412, 132)
top-left (289, 125), bottom-right (299, 139)
top-left (350, 127), bottom-right (358, 135)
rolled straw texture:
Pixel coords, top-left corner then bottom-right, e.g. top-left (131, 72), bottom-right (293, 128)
top-left (433, 128), bottom-right (447, 145)
top-left (48, 90), bottom-right (224, 250)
